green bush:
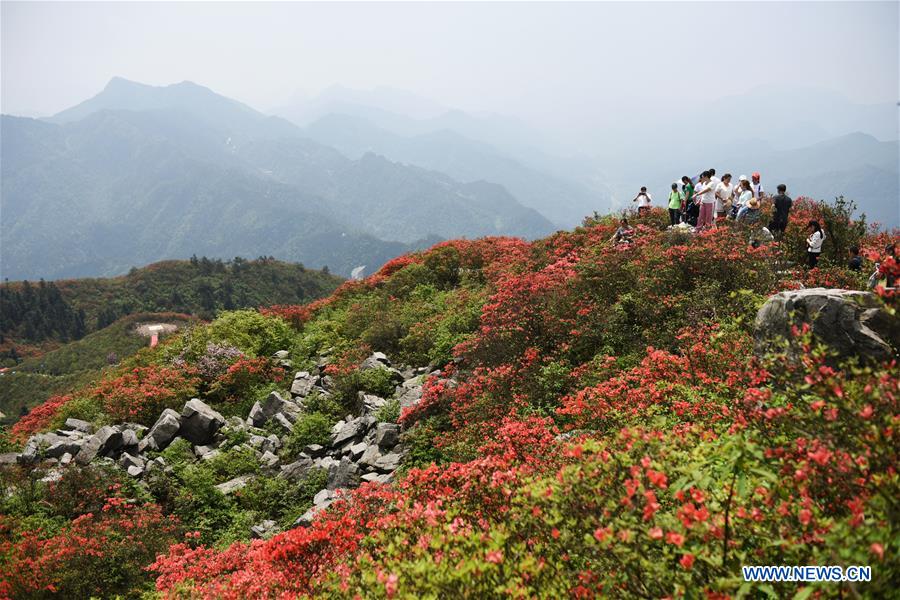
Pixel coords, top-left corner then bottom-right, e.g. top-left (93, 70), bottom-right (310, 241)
top-left (375, 398), bottom-right (401, 423)
top-left (170, 310), bottom-right (295, 362)
top-left (284, 412), bottom-right (335, 458)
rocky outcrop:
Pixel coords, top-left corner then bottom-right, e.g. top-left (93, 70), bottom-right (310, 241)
top-left (755, 288), bottom-right (899, 361)
top-left (10, 351), bottom-right (439, 536)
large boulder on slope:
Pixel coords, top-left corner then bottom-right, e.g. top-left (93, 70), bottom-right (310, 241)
top-left (180, 399), bottom-right (225, 445)
top-left (754, 288), bottom-right (899, 361)
top-left (138, 408), bottom-right (182, 452)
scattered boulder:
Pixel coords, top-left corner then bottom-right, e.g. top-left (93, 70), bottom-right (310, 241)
top-left (359, 393), bottom-right (387, 415)
top-left (180, 399), bottom-right (225, 445)
top-left (64, 418), bottom-right (94, 434)
top-left (261, 450), bottom-right (280, 468)
top-left (249, 391), bottom-right (295, 427)
top-left (251, 519), bottom-right (279, 540)
top-left (280, 456), bottom-right (315, 481)
top-left (332, 417), bottom-right (369, 446)
top-left (139, 408), bottom-right (182, 452)
top-left (75, 426), bottom-right (123, 465)
top-left (398, 385), bottom-right (423, 409)
top-left (120, 429), bottom-right (139, 448)
top-left (375, 423), bottom-right (400, 449)
top-left (290, 372), bottom-right (317, 398)
top-left (215, 474), bottom-right (254, 495)
top-left (373, 452), bottom-right (403, 473)
top-left (327, 457), bottom-right (360, 490)
top-left (755, 288), bottom-right (899, 362)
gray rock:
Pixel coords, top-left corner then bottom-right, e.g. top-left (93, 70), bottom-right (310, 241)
top-left (327, 457), bottom-right (360, 490)
top-left (331, 419), bottom-right (346, 435)
top-left (313, 488), bottom-right (335, 506)
top-left (755, 288), bottom-right (899, 362)
top-left (359, 393), bottom-right (387, 415)
top-left (362, 472), bottom-right (394, 484)
top-left (120, 429), bottom-right (139, 448)
top-left (290, 372), bottom-right (317, 397)
top-left (59, 453), bottom-right (73, 465)
top-left (273, 350), bottom-right (290, 360)
top-left (280, 456), bottom-right (314, 481)
top-left (64, 418), bottom-right (94, 433)
top-left (140, 408), bottom-right (182, 452)
top-left (127, 465), bottom-right (144, 478)
top-left (303, 443), bottom-right (326, 457)
top-left (46, 436), bottom-right (84, 459)
top-left (272, 412), bottom-right (294, 433)
top-left (290, 489), bottom-right (337, 527)
top-left (251, 519), bottom-right (279, 539)
top-left (261, 450), bottom-right (279, 467)
top-left (75, 426), bottom-right (123, 465)
top-left (121, 453), bottom-right (145, 469)
top-left (265, 434), bottom-right (282, 453)
top-left (349, 442), bottom-right (368, 460)
top-left (180, 399), bottom-right (225, 445)
top-left (373, 452), bottom-right (402, 473)
top-left (18, 438), bottom-right (41, 464)
top-left (194, 445), bottom-right (216, 458)
top-left (332, 417), bottom-right (366, 446)
top-left (200, 450), bottom-right (222, 462)
top-left (358, 445), bottom-right (382, 469)
top-left (249, 391), bottom-right (295, 427)
top-left (398, 385), bottom-right (423, 409)
top-left (315, 456), bottom-right (339, 471)
top-left (40, 468), bottom-right (64, 483)
top-left (375, 423), bottom-right (400, 449)
top-left (0, 452), bottom-right (19, 465)
top-left (215, 474), bottom-right (254, 495)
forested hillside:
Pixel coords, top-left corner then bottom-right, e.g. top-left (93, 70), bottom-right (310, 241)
top-left (0, 256), bottom-right (341, 356)
top-left (1, 199), bottom-right (897, 598)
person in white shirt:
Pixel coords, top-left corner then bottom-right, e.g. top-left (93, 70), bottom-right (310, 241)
top-left (806, 220), bottom-right (825, 268)
top-left (730, 175), bottom-right (749, 218)
top-left (632, 186), bottom-right (652, 216)
top-left (715, 173), bottom-right (734, 220)
top-left (751, 172), bottom-right (765, 199)
top-left (694, 171), bottom-right (716, 229)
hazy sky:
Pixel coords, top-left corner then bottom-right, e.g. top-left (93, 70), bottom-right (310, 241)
top-left (3, 1), bottom-right (898, 128)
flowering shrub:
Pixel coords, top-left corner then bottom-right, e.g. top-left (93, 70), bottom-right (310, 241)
top-left (10, 394), bottom-right (74, 441)
top-left (206, 356), bottom-right (284, 410)
top-left (190, 342), bottom-right (245, 381)
top-left (89, 366), bottom-right (200, 424)
top-left (0, 496), bottom-right (179, 599)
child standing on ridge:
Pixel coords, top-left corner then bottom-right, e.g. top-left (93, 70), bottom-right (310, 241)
top-left (668, 182), bottom-right (683, 226)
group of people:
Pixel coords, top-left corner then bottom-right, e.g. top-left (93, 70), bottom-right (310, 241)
top-left (635, 170), bottom-right (778, 230)
top-left (629, 169), bottom-right (829, 267)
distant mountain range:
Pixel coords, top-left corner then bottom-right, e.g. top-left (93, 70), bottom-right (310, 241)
top-left (3, 78), bottom-right (896, 284)
top-left (2, 78), bottom-right (555, 281)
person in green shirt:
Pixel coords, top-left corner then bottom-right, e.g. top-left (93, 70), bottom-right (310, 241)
top-left (680, 176), bottom-right (696, 226)
top-left (668, 182), bottom-right (683, 226)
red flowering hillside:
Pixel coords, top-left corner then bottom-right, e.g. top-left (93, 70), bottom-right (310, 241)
top-left (1, 199), bottom-right (897, 599)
